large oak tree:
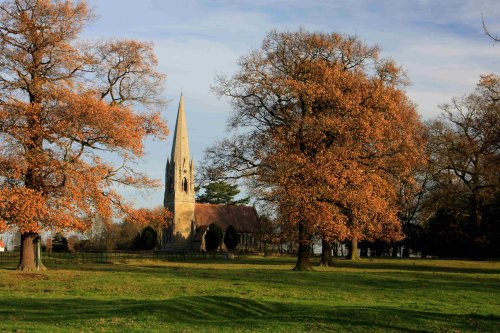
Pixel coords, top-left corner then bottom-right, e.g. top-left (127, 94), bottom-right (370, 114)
top-left (203, 30), bottom-right (425, 270)
top-left (0, 0), bottom-right (168, 270)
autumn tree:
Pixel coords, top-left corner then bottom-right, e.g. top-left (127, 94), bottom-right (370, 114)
top-left (196, 181), bottom-right (249, 205)
top-left (125, 206), bottom-right (171, 248)
top-left (0, 0), bottom-right (168, 270)
top-left (203, 30), bottom-right (426, 270)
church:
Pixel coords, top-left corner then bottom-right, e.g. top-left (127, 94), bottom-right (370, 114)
top-left (163, 95), bottom-right (260, 251)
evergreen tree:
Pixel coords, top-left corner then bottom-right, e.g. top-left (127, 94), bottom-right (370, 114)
top-left (52, 233), bottom-right (68, 252)
top-left (196, 181), bottom-right (249, 205)
top-left (205, 223), bottom-right (223, 252)
top-left (224, 225), bottom-right (240, 250)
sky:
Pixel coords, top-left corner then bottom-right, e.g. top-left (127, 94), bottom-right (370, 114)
top-left (83, 0), bottom-right (500, 209)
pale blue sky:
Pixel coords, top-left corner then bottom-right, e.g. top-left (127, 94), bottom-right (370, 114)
top-left (84, 0), bottom-right (500, 208)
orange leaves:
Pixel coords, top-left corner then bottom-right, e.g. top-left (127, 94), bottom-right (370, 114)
top-left (211, 30), bottom-right (426, 246)
top-left (124, 206), bottom-right (171, 230)
top-left (0, 187), bottom-right (48, 233)
top-left (0, 1), bottom-right (168, 236)
top-left (47, 88), bottom-right (165, 156)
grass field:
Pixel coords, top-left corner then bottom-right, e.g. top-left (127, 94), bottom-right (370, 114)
top-left (0, 256), bottom-right (499, 332)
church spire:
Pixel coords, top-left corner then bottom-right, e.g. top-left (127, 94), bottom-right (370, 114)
top-left (170, 93), bottom-right (190, 165)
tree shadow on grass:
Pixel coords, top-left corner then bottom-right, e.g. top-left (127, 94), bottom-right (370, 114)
top-left (17, 261), bottom-right (496, 297)
top-left (332, 259), bottom-right (500, 275)
top-left (0, 296), bottom-right (497, 332)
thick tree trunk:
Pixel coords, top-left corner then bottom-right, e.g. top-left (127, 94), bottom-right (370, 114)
top-left (17, 232), bottom-right (45, 271)
top-left (293, 242), bottom-right (313, 271)
top-left (348, 238), bottom-right (360, 260)
top-left (319, 239), bottom-right (334, 267)
top-left (292, 221), bottom-right (313, 270)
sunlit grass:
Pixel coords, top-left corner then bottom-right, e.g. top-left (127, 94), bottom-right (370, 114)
top-left (0, 256), bottom-right (499, 332)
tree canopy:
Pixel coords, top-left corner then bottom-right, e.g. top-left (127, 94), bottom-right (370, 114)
top-left (203, 30), bottom-right (426, 270)
top-left (0, 0), bottom-right (168, 270)
top-left (196, 181), bottom-right (249, 205)
top-left (420, 74), bottom-right (500, 257)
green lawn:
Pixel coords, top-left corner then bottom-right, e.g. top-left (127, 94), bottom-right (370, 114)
top-left (0, 256), bottom-right (499, 332)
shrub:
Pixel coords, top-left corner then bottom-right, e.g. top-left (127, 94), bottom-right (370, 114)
top-left (224, 225), bottom-right (240, 251)
top-left (205, 223), bottom-right (223, 252)
top-left (133, 226), bottom-right (157, 251)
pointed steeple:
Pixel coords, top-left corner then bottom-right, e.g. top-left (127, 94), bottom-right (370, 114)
top-left (164, 93), bottom-right (196, 246)
top-left (170, 93), bottom-right (190, 166)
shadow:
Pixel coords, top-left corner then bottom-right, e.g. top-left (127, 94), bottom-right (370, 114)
top-left (332, 259), bottom-right (500, 275)
top-left (0, 295), bottom-right (497, 332)
top-left (33, 259), bottom-right (499, 297)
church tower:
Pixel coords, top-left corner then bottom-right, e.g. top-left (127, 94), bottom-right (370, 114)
top-left (164, 94), bottom-right (195, 246)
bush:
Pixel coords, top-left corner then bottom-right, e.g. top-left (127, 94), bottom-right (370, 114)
top-left (133, 226), bottom-right (157, 251)
top-left (224, 225), bottom-right (240, 251)
top-left (205, 223), bottom-right (223, 252)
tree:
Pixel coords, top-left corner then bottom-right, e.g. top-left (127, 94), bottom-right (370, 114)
top-left (51, 232), bottom-right (68, 252)
top-left (223, 224), bottom-right (240, 250)
top-left (0, 0), bottom-right (168, 271)
top-left (44, 236), bottom-right (52, 253)
top-left (204, 30), bottom-right (426, 270)
top-left (66, 234), bottom-right (79, 252)
top-left (423, 74), bottom-right (499, 257)
top-left (482, 13), bottom-right (500, 43)
top-left (205, 223), bottom-right (223, 252)
top-left (196, 181), bottom-right (249, 205)
top-left (132, 226), bottom-right (157, 251)
top-left (125, 207), bottom-right (171, 248)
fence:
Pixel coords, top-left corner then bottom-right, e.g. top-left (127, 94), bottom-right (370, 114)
top-left (0, 250), bottom-right (229, 267)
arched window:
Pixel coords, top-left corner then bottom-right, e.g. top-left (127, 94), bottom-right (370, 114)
top-left (182, 177), bottom-right (188, 192)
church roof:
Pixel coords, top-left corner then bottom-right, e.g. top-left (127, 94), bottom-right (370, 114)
top-left (194, 203), bottom-right (259, 233)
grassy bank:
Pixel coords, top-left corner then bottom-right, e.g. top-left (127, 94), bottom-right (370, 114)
top-left (0, 257), bottom-right (499, 332)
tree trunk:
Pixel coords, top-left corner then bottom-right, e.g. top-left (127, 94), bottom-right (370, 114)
top-left (348, 238), bottom-right (360, 260)
top-left (17, 232), bottom-right (45, 271)
top-left (332, 242), bottom-right (338, 257)
top-left (392, 245), bottom-right (399, 258)
top-left (319, 239), bottom-right (334, 267)
top-left (293, 222), bottom-right (313, 271)
top-left (293, 242), bottom-right (313, 271)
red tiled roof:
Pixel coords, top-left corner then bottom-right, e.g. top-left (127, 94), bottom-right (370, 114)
top-left (194, 203), bottom-right (258, 233)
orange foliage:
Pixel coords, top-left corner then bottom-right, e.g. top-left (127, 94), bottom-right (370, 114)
top-left (211, 30), bottom-right (426, 254)
top-left (125, 206), bottom-right (171, 230)
top-left (0, 1), bottom-right (168, 242)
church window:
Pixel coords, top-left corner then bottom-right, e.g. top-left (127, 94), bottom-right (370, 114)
top-left (182, 177), bottom-right (188, 192)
